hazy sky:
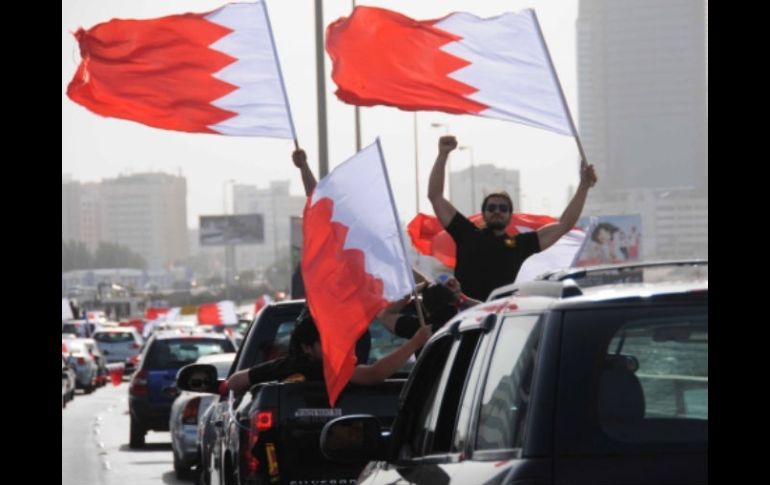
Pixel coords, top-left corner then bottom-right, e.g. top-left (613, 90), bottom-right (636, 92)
top-left (62, 0), bottom-right (580, 229)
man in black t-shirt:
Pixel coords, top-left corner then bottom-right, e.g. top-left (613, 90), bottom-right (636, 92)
top-left (427, 135), bottom-right (598, 301)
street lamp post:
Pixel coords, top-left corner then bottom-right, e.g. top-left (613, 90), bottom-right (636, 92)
top-left (222, 179), bottom-right (236, 214)
top-left (458, 146), bottom-right (476, 212)
top-left (222, 179), bottom-right (235, 298)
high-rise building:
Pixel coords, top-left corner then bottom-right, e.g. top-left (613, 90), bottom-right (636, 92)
top-left (62, 176), bottom-right (81, 244)
top-left (100, 173), bottom-right (188, 270)
top-left (232, 181), bottom-right (305, 274)
top-left (577, 0), bottom-right (707, 259)
top-left (449, 164), bottom-right (521, 216)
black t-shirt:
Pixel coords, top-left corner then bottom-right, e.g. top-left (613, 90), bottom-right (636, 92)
top-left (446, 212), bottom-right (541, 301)
top-left (247, 354), bottom-right (324, 385)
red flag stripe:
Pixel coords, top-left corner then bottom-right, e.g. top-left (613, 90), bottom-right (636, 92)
top-left (326, 6), bottom-right (487, 115)
top-left (67, 13), bottom-right (238, 134)
top-left (302, 197), bottom-right (389, 406)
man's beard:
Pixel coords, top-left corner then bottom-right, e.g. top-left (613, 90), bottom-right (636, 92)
top-left (486, 219), bottom-right (507, 231)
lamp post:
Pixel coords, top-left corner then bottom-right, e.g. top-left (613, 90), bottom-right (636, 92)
top-left (222, 179), bottom-right (235, 214)
top-left (458, 146), bottom-right (476, 212)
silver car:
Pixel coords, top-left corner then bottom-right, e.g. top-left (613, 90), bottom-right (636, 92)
top-left (92, 328), bottom-right (143, 366)
top-left (62, 355), bottom-right (76, 408)
top-left (65, 339), bottom-right (100, 393)
top-left (169, 352), bottom-right (235, 479)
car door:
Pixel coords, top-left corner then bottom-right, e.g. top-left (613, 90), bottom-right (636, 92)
top-left (553, 303), bottom-right (708, 485)
top-left (361, 320), bottom-right (490, 485)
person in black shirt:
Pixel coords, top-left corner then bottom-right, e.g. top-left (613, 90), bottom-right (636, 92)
top-left (226, 309), bottom-right (431, 394)
top-left (428, 135), bottom-right (598, 301)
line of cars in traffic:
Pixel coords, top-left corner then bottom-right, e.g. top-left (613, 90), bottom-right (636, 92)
top-left (61, 322), bottom-right (144, 408)
top-left (166, 260), bottom-right (707, 485)
top-left (64, 259), bottom-right (708, 484)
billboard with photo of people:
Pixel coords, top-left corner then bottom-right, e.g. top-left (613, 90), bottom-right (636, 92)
top-left (573, 215), bottom-right (642, 267)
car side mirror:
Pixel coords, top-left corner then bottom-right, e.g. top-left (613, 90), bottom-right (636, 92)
top-left (320, 415), bottom-right (386, 463)
top-left (176, 364), bottom-right (220, 394)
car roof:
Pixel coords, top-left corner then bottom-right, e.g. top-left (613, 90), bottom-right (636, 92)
top-left (152, 330), bottom-right (232, 340)
top-left (195, 352), bottom-right (237, 364)
top-left (433, 276), bottom-right (707, 340)
top-left (487, 259), bottom-right (708, 301)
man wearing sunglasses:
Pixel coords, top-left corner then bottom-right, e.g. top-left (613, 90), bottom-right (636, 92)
top-left (428, 135), bottom-right (598, 301)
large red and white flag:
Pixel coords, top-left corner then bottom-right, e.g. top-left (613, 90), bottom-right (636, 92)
top-left (67, 1), bottom-right (294, 138)
top-left (408, 212), bottom-right (585, 284)
top-left (197, 300), bottom-right (238, 325)
top-left (302, 140), bottom-right (414, 406)
top-left (326, 7), bottom-right (573, 136)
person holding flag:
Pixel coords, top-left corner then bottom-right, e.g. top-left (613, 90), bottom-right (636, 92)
top-left (225, 309), bottom-right (430, 395)
top-left (428, 135), bottom-right (597, 301)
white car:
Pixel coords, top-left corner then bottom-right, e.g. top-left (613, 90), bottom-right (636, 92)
top-left (169, 352), bottom-right (235, 479)
top-left (93, 328), bottom-right (143, 366)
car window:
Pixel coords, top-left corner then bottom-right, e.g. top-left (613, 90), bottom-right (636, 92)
top-left (368, 319), bottom-right (412, 370)
top-left (557, 305), bottom-right (708, 454)
top-left (475, 315), bottom-right (542, 451)
top-left (601, 316), bottom-right (708, 437)
top-left (93, 332), bottom-right (134, 343)
top-left (146, 338), bottom-right (235, 369)
top-left (391, 335), bottom-right (454, 459)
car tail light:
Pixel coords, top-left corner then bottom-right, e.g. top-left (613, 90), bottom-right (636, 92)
top-left (131, 342), bottom-right (141, 349)
top-left (244, 409), bottom-right (276, 480)
top-left (255, 411), bottom-right (273, 432)
top-left (182, 397), bottom-right (201, 425)
top-left (130, 369), bottom-right (148, 396)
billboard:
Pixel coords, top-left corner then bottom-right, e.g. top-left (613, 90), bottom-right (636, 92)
top-left (199, 214), bottom-right (264, 246)
top-left (573, 214), bottom-right (642, 267)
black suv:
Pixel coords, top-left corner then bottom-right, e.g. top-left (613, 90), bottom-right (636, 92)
top-left (321, 262), bottom-right (708, 485)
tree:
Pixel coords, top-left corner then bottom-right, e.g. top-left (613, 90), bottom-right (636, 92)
top-left (62, 240), bottom-right (92, 271)
top-left (61, 240), bottom-right (147, 271)
top-left (93, 242), bottom-right (147, 269)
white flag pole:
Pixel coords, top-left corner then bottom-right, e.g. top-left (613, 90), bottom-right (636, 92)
top-left (530, 10), bottom-right (587, 165)
top-left (261, 0), bottom-right (298, 148)
top-left (374, 138), bottom-right (428, 328)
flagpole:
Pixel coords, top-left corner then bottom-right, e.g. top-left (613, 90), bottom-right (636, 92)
top-left (373, 138), bottom-right (428, 328)
top-left (530, 10), bottom-right (587, 165)
top-left (260, 0), bottom-right (298, 142)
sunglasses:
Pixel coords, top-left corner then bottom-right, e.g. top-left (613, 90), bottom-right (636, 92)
top-left (485, 203), bottom-right (510, 213)
top-left (190, 379), bottom-right (211, 387)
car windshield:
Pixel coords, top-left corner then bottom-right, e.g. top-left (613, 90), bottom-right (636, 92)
top-left (146, 338), bottom-right (235, 369)
top-left (93, 332), bottom-right (134, 343)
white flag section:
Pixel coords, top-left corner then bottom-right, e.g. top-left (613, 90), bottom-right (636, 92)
top-left (206, 2), bottom-right (295, 137)
top-left (308, 141), bottom-right (415, 301)
top-left (436, 9), bottom-right (573, 136)
top-left (514, 227), bottom-right (586, 284)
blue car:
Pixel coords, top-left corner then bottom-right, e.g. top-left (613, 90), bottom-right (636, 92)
top-left (128, 331), bottom-right (236, 448)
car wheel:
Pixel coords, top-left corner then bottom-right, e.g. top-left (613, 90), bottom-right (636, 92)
top-left (129, 417), bottom-right (145, 448)
top-left (174, 453), bottom-right (192, 479)
top-left (195, 447), bottom-right (208, 485)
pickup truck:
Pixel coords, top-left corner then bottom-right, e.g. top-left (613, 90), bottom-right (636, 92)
top-left (320, 265), bottom-right (708, 485)
top-left (234, 379), bottom-right (405, 485)
top-left (178, 299), bottom-right (412, 485)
